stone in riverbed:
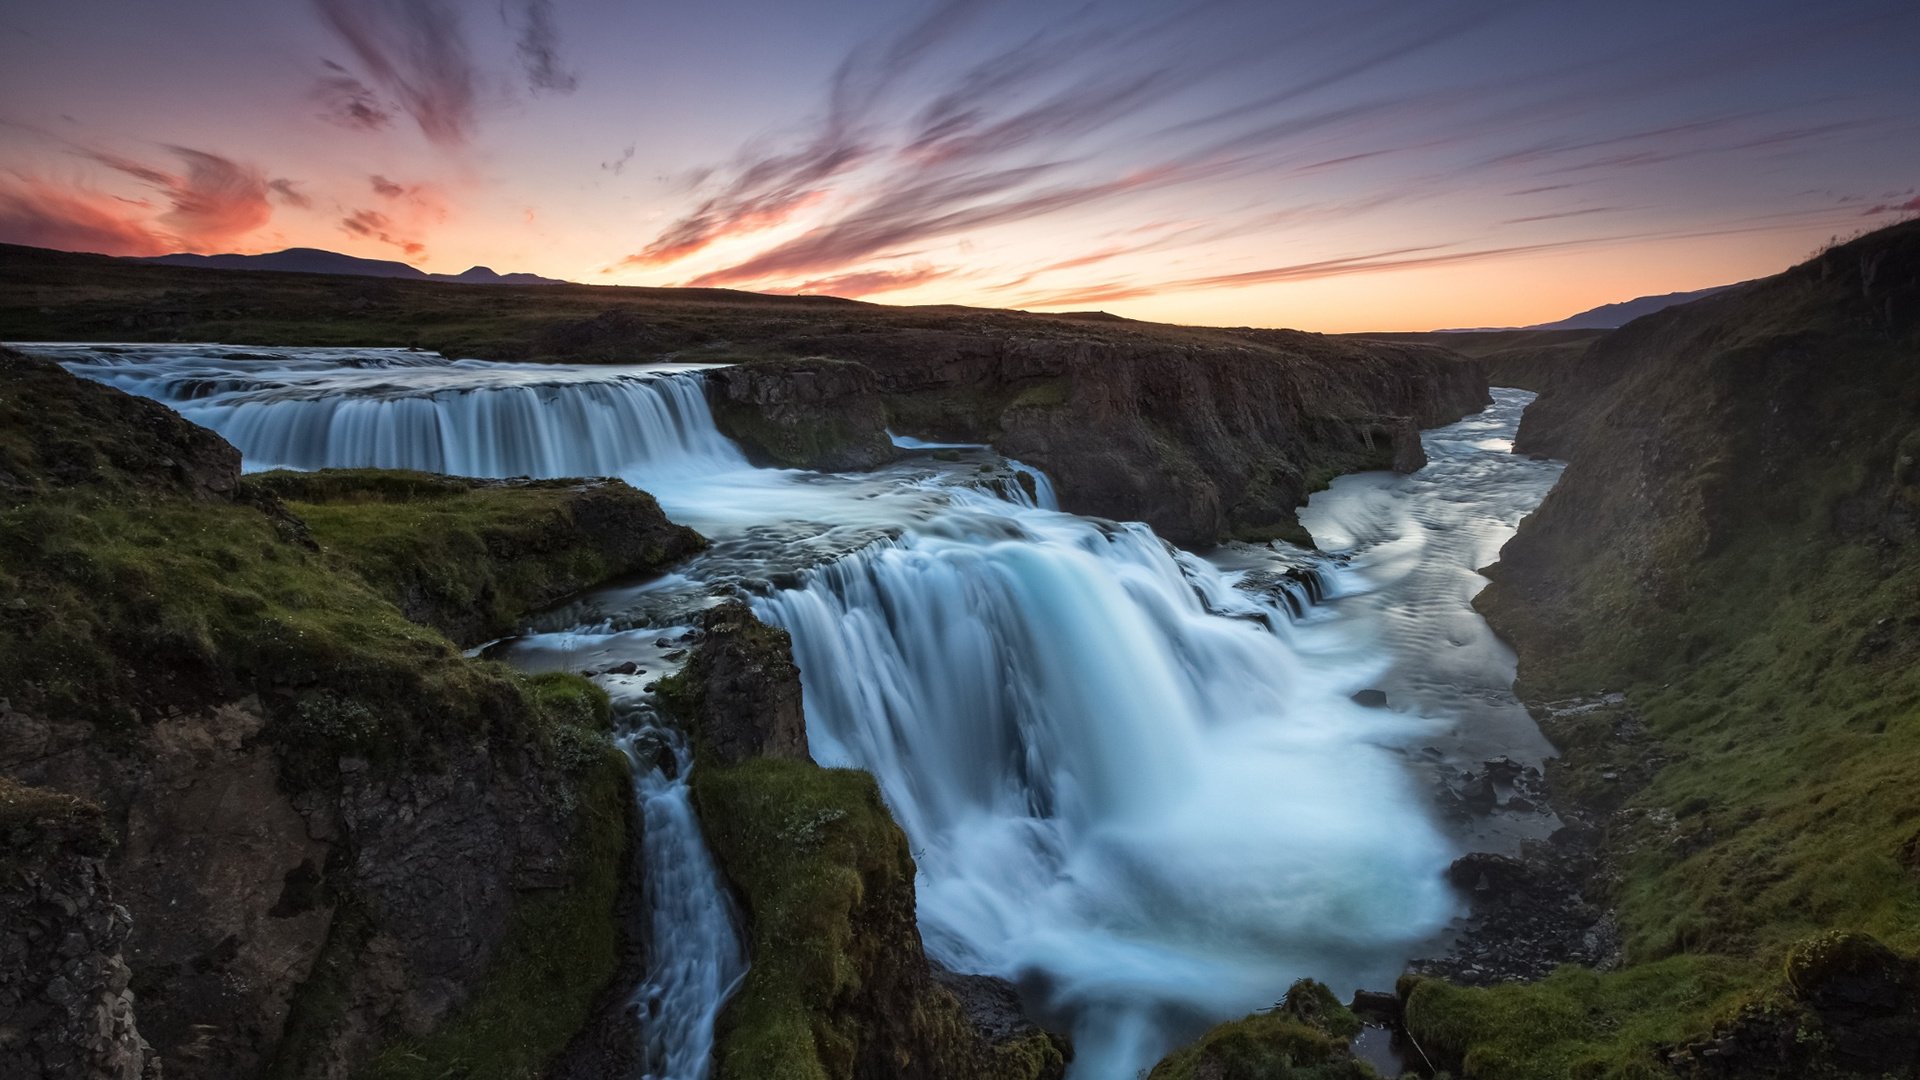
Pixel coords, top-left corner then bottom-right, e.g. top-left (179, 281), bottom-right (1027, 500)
top-left (1351, 689), bottom-right (1390, 708)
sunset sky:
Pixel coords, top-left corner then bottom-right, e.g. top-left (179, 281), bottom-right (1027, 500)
top-left (2, 0), bottom-right (1916, 331)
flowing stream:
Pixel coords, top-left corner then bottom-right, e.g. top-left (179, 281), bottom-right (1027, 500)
top-left (36, 343), bottom-right (1560, 1080)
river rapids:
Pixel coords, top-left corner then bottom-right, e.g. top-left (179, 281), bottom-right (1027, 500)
top-left (39, 343), bottom-right (1562, 1080)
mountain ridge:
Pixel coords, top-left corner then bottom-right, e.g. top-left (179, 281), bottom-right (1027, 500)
top-left (141, 246), bottom-right (569, 285)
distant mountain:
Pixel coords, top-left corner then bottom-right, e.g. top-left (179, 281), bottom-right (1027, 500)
top-left (1523, 283), bottom-right (1745, 330)
top-left (140, 247), bottom-right (568, 286)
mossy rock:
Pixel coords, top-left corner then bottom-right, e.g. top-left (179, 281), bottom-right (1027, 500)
top-left (1148, 979), bottom-right (1374, 1080)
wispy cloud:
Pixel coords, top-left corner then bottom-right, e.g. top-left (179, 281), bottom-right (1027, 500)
top-left (632, 1), bottom-right (1517, 292)
top-left (313, 61), bottom-right (394, 132)
top-left (341, 207), bottom-right (424, 255)
top-left (81, 145), bottom-right (272, 250)
top-left (602, 144), bottom-right (635, 176)
top-left (771, 266), bottom-right (953, 298)
top-left (1012, 214), bottom-right (1875, 309)
top-left (312, 0), bottom-right (476, 145)
top-left (1862, 194), bottom-right (1920, 216)
top-left (0, 178), bottom-right (171, 256)
top-left (513, 0), bottom-right (577, 94)
top-left (269, 178), bottom-right (313, 209)
top-left (1503, 206), bottom-right (1624, 225)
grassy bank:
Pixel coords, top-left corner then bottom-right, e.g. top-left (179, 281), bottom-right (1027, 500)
top-left (1405, 222), bottom-right (1920, 1076)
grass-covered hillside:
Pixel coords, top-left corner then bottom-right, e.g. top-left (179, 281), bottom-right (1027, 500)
top-left (1406, 220), bottom-right (1920, 1077)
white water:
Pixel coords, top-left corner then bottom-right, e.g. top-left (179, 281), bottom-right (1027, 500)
top-left (37, 343), bottom-right (1558, 1079)
top-left (623, 727), bottom-right (748, 1080)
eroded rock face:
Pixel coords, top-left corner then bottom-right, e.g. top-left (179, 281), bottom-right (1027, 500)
top-left (676, 601), bottom-right (811, 767)
top-left (2, 692), bottom-right (611, 1080)
top-left (706, 359), bottom-right (897, 470)
top-left (0, 781), bottom-right (159, 1080)
top-left (704, 333), bottom-right (1486, 547)
top-left (4, 700), bottom-right (331, 1078)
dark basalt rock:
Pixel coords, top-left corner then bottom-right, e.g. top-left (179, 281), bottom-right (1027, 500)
top-left (1350, 689), bottom-right (1390, 708)
top-left (706, 358), bottom-right (897, 470)
top-left (673, 601), bottom-right (812, 767)
top-left (705, 333), bottom-right (1486, 548)
top-left (0, 780), bottom-right (160, 1080)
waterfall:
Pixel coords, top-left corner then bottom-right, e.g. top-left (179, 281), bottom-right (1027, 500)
top-left (32, 343), bottom-right (1556, 1080)
top-left (622, 728), bottom-right (747, 1080)
top-left (752, 489), bottom-right (1455, 1078)
top-left (46, 344), bottom-right (743, 478)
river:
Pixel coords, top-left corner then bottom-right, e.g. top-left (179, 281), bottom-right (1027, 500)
top-left (36, 343), bottom-right (1560, 1080)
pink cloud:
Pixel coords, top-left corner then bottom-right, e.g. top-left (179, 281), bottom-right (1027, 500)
top-left (762, 266), bottom-right (951, 298)
top-left (0, 179), bottom-right (171, 256)
top-left (81, 145), bottom-right (273, 251)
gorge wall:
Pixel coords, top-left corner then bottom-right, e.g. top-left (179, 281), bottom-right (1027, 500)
top-left (707, 329), bottom-right (1486, 547)
top-left (1406, 220), bottom-right (1920, 1076)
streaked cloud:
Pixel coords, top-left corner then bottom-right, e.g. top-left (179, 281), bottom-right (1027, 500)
top-left (772, 266), bottom-right (953, 298)
top-left (0, 178), bottom-right (171, 256)
top-left (312, 0), bottom-right (476, 145)
top-left (268, 178), bottom-right (313, 208)
top-left (514, 0), bottom-right (576, 95)
top-left (340, 207), bottom-right (423, 255)
top-left (80, 145), bottom-right (272, 250)
top-left (313, 61), bottom-right (393, 132)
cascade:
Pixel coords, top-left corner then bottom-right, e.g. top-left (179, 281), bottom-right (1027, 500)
top-left (46, 343), bottom-right (1560, 1080)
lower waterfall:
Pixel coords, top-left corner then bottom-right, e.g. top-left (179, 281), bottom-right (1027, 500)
top-left (44, 343), bottom-right (1559, 1079)
top-left (622, 728), bottom-right (747, 1080)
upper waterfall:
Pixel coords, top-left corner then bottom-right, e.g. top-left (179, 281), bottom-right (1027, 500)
top-left (45, 344), bottom-right (744, 478)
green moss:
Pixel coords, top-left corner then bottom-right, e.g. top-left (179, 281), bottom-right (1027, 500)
top-left (1403, 958), bottom-right (1756, 1080)
top-left (368, 742), bottom-right (630, 1080)
top-left (691, 758), bottom-right (911, 1080)
top-left (690, 756), bottom-right (1061, 1080)
top-left (248, 469), bottom-right (702, 646)
top-left (1148, 981), bottom-right (1373, 1080)
top-left (0, 777), bottom-right (112, 859)
top-left (1006, 379), bottom-right (1069, 410)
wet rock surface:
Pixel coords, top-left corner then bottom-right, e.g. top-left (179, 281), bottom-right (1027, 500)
top-left (673, 601), bottom-right (812, 766)
top-left (1411, 701), bottom-right (1630, 986)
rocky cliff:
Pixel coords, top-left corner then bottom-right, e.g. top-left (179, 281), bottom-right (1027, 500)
top-left (1403, 220), bottom-right (1920, 1076)
top-left (709, 329), bottom-right (1486, 547)
top-left (658, 602), bottom-right (1070, 1080)
top-left (0, 349), bottom-right (693, 1079)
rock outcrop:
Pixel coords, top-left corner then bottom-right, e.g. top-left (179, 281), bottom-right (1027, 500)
top-left (708, 330), bottom-right (1486, 547)
top-left (0, 780), bottom-right (158, 1080)
top-left (0, 351), bottom-right (656, 1079)
top-left (705, 358), bottom-right (897, 470)
top-left (247, 469), bottom-right (705, 647)
top-left (660, 603), bottom-right (1069, 1080)
top-left (666, 601), bottom-right (812, 766)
